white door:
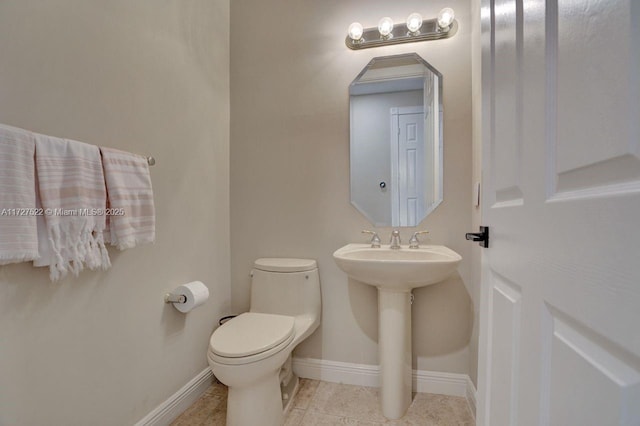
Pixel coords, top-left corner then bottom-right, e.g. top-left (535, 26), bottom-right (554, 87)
top-left (477, 0), bottom-right (640, 425)
top-left (390, 107), bottom-right (425, 227)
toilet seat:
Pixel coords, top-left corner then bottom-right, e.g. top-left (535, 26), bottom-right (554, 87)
top-left (209, 312), bottom-right (295, 365)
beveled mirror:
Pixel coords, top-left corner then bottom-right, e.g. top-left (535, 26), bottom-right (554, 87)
top-left (350, 53), bottom-right (443, 227)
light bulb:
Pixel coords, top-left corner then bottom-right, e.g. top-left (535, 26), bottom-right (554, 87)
top-left (348, 22), bottom-right (364, 41)
top-left (378, 17), bottom-right (394, 37)
top-left (437, 8), bottom-right (455, 29)
top-left (406, 13), bottom-right (423, 34)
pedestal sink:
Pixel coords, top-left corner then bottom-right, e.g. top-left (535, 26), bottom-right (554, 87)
top-left (333, 243), bottom-right (462, 419)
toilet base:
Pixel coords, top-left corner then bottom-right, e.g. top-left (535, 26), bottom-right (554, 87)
top-left (226, 370), bottom-right (283, 426)
top-left (281, 374), bottom-right (299, 412)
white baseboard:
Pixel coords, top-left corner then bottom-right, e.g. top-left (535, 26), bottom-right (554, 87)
top-left (135, 367), bottom-right (213, 426)
top-left (293, 357), bottom-right (380, 387)
top-left (412, 369), bottom-right (469, 397)
top-left (292, 357), bottom-right (476, 406)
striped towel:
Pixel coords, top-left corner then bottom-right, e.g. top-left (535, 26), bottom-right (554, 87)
top-left (35, 134), bottom-right (111, 281)
top-left (0, 124), bottom-right (38, 265)
top-left (100, 147), bottom-right (155, 250)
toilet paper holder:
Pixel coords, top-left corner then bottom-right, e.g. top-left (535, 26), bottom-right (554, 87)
top-left (164, 281), bottom-right (209, 313)
top-left (164, 293), bottom-right (187, 304)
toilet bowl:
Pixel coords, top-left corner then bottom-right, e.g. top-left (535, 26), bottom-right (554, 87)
top-left (207, 258), bottom-right (321, 426)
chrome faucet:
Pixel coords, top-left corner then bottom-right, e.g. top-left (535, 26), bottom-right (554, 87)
top-left (409, 230), bottom-right (429, 249)
top-left (362, 230), bottom-right (381, 248)
top-left (389, 229), bottom-right (401, 249)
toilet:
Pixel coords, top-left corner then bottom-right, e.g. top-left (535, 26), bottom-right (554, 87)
top-left (207, 258), bottom-right (321, 426)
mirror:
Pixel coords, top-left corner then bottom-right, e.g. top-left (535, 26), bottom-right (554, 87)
top-left (349, 53), bottom-right (443, 227)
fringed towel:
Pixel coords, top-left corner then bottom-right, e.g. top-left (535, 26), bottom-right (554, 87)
top-left (0, 124), bottom-right (38, 265)
top-left (100, 147), bottom-right (155, 250)
top-left (35, 134), bottom-right (110, 281)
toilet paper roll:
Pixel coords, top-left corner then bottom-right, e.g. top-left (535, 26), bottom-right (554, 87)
top-left (172, 281), bottom-right (209, 313)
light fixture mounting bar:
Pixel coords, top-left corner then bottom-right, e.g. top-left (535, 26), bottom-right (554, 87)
top-left (345, 19), bottom-right (457, 50)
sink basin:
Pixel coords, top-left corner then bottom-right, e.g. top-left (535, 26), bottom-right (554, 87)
top-left (333, 242), bottom-right (462, 420)
top-left (333, 243), bottom-right (461, 291)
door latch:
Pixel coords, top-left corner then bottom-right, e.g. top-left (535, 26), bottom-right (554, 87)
top-left (465, 226), bottom-right (489, 248)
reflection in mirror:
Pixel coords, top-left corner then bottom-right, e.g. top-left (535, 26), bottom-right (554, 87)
top-left (350, 53), bottom-right (442, 227)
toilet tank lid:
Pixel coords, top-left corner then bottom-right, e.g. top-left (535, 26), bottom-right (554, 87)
top-left (254, 258), bottom-right (317, 273)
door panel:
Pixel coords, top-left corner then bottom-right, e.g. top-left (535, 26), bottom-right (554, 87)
top-left (492, 0), bottom-right (524, 206)
top-left (488, 273), bottom-right (522, 426)
top-left (549, 0), bottom-right (640, 199)
top-left (543, 305), bottom-right (640, 425)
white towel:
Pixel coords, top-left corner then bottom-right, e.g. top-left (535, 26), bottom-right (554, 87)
top-left (0, 124), bottom-right (38, 265)
top-left (33, 174), bottom-right (51, 267)
top-left (35, 134), bottom-right (110, 280)
top-left (100, 147), bottom-right (155, 250)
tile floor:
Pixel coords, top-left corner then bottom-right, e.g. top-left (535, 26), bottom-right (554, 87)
top-left (171, 378), bottom-right (475, 426)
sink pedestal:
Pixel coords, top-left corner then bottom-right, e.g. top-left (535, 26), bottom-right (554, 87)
top-left (378, 288), bottom-right (412, 419)
top-left (332, 243), bottom-right (462, 420)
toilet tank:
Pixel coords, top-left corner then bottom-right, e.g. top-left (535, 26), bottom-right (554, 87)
top-left (249, 258), bottom-right (321, 319)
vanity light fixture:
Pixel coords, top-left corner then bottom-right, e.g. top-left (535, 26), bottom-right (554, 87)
top-left (346, 8), bottom-right (457, 50)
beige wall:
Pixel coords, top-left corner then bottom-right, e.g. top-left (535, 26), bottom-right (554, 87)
top-left (0, 1), bottom-right (229, 425)
top-left (231, 0), bottom-right (474, 374)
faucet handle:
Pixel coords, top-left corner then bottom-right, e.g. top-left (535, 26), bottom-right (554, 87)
top-left (389, 229), bottom-right (401, 249)
top-left (362, 230), bottom-right (381, 248)
top-left (409, 230), bottom-right (429, 249)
